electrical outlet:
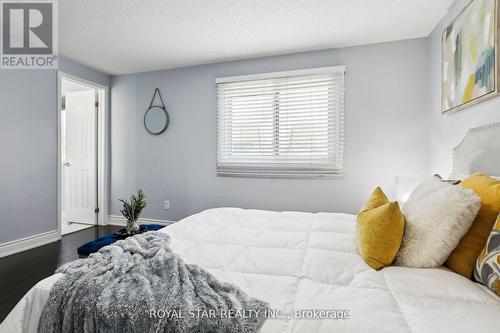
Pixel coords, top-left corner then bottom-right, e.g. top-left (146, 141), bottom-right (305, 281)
top-left (163, 200), bottom-right (170, 210)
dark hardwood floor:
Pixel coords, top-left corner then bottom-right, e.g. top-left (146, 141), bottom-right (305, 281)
top-left (0, 225), bottom-right (121, 322)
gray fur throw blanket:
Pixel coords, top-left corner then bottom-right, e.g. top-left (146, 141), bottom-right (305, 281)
top-left (38, 231), bottom-right (269, 333)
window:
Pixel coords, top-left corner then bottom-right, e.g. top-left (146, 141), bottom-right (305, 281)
top-left (216, 66), bottom-right (345, 177)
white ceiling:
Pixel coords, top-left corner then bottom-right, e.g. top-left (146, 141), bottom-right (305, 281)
top-left (60, 0), bottom-right (453, 75)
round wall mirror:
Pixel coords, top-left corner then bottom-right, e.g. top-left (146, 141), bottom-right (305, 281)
top-left (144, 106), bottom-right (169, 134)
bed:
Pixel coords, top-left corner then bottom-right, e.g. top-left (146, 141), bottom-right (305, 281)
top-left (2, 123), bottom-right (500, 332)
top-left (2, 207), bottom-right (500, 332)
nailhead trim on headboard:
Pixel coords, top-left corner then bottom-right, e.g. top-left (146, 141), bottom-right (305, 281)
top-left (452, 122), bottom-right (500, 177)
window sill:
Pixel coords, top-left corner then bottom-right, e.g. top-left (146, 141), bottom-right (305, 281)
top-left (216, 172), bottom-right (345, 179)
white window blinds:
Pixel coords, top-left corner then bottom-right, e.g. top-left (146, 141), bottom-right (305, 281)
top-left (216, 66), bottom-right (345, 177)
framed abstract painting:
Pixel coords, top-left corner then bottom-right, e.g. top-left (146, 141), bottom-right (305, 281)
top-left (442, 0), bottom-right (500, 113)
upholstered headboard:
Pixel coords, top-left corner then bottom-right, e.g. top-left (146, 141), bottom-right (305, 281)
top-left (452, 122), bottom-right (500, 178)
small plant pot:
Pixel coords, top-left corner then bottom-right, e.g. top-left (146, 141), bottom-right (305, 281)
top-left (115, 225), bottom-right (148, 240)
top-left (126, 221), bottom-right (140, 233)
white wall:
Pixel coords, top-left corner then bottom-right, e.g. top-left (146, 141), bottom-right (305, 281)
top-left (427, 0), bottom-right (500, 176)
top-left (111, 38), bottom-right (429, 221)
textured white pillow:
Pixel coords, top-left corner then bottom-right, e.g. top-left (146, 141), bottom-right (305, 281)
top-left (395, 178), bottom-right (480, 268)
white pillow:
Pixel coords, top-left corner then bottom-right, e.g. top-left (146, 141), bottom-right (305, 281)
top-left (395, 178), bottom-right (480, 268)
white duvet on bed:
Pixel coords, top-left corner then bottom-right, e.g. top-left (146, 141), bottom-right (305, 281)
top-left (2, 207), bottom-right (500, 332)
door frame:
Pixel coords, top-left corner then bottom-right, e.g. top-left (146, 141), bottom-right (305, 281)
top-left (57, 71), bottom-right (109, 237)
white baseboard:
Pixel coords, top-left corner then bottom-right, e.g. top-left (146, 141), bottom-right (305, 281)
top-left (108, 215), bottom-right (174, 227)
top-left (0, 230), bottom-right (60, 258)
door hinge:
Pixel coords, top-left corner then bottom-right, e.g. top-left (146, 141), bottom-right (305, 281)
top-left (94, 207), bottom-right (100, 214)
top-left (95, 101), bottom-right (99, 108)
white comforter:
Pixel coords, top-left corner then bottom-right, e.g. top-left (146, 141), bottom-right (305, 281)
top-left (2, 208), bottom-right (500, 332)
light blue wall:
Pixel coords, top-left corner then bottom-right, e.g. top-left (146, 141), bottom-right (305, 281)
top-left (0, 58), bottom-right (109, 244)
top-left (427, 0), bottom-right (500, 175)
top-left (0, 70), bottom-right (57, 243)
top-left (4, 0), bottom-right (493, 245)
top-left (111, 38), bottom-right (430, 221)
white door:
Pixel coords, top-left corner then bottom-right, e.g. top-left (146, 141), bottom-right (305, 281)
top-left (63, 90), bottom-right (97, 224)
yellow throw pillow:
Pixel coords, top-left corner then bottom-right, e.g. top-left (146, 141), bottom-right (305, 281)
top-left (357, 187), bottom-right (405, 270)
top-left (474, 214), bottom-right (500, 295)
top-left (360, 186), bottom-right (389, 212)
top-left (446, 173), bottom-right (500, 278)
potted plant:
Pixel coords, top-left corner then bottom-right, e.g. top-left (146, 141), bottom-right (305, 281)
top-left (118, 189), bottom-right (147, 235)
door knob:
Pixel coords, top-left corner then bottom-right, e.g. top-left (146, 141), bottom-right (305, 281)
top-left (63, 161), bottom-right (71, 167)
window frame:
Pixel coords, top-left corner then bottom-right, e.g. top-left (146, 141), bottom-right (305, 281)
top-left (216, 66), bottom-right (345, 178)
